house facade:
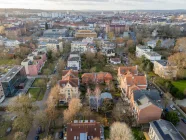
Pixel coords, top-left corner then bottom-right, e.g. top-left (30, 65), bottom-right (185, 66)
top-left (130, 90), bottom-right (162, 124)
top-left (71, 41), bottom-right (88, 53)
top-left (21, 50), bottom-right (47, 76)
top-left (58, 70), bottom-right (80, 103)
top-left (153, 60), bottom-right (177, 79)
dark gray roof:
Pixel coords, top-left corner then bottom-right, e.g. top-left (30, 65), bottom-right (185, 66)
top-left (133, 89), bottom-right (161, 101)
top-left (66, 67), bottom-right (78, 70)
top-left (150, 119), bottom-right (184, 140)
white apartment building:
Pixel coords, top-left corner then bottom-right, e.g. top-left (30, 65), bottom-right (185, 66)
top-left (67, 52), bottom-right (81, 70)
top-left (71, 41), bottom-right (88, 53)
top-left (0, 82), bottom-right (5, 103)
top-left (136, 45), bottom-right (161, 61)
top-left (38, 40), bottom-right (63, 53)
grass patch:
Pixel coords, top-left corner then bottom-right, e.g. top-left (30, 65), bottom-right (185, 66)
top-left (32, 78), bottom-right (47, 87)
top-left (37, 88), bottom-right (46, 101)
top-left (172, 80), bottom-right (186, 93)
top-left (132, 128), bottom-right (145, 140)
top-left (104, 126), bottom-right (110, 139)
top-left (0, 119), bottom-right (12, 138)
top-left (28, 88), bottom-right (41, 101)
top-left (0, 59), bottom-right (16, 65)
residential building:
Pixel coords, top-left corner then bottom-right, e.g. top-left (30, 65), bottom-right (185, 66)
top-left (71, 41), bottom-right (88, 53)
top-left (117, 66), bottom-right (138, 84)
top-left (82, 72), bottom-right (113, 85)
top-left (149, 119), bottom-right (184, 140)
top-left (67, 52), bottom-right (81, 70)
top-left (106, 24), bottom-right (128, 34)
top-left (143, 52), bottom-right (161, 61)
top-left (136, 45), bottom-right (161, 61)
top-left (120, 74), bottom-right (147, 98)
top-left (75, 30), bottom-right (97, 38)
top-left (38, 40), bottom-right (63, 53)
top-left (66, 120), bottom-right (104, 140)
top-left (43, 29), bottom-right (68, 38)
top-left (58, 70), bottom-right (80, 103)
top-left (154, 60), bottom-right (177, 79)
top-left (147, 40), bottom-right (157, 48)
top-left (0, 66), bottom-right (27, 97)
top-left (101, 41), bottom-right (116, 57)
top-left (21, 50), bottom-right (47, 76)
top-left (110, 58), bottom-right (121, 64)
top-left (136, 45), bottom-right (152, 58)
top-left (5, 27), bottom-right (21, 39)
top-left (130, 90), bottom-right (162, 124)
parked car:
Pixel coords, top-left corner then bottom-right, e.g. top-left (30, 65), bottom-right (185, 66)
top-left (35, 136), bottom-right (39, 140)
top-left (59, 131), bottom-right (64, 139)
top-left (170, 105), bottom-right (176, 110)
top-left (181, 118), bottom-right (186, 124)
top-left (6, 127), bottom-right (12, 135)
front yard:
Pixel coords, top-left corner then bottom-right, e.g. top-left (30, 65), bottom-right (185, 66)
top-left (172, 80), bottom-right (186, 94)
top-left (0, 59), bottom-right (17, 65)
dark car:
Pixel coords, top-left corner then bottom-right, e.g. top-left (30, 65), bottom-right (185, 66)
top-left (59, 131), bottom-right (64, 139)
top-left (36, 126), bottom-right (42, 134)
top-left (181, 118), bottom-right (186, 124)
top-left (35, 136), bottom-right (39, 140)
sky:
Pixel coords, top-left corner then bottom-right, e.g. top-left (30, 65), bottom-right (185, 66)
top-left (0, 0), bottom-right (186, 10)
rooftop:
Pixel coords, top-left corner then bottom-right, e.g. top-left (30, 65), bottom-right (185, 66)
top-left (0, 66), bottom-right (24, 82)
top-left (150, 119), bottom-right (184, 140)
top-left (145, 51), bottom-right (161, 57)
top-left (137, 45), bottom-right (151, 50)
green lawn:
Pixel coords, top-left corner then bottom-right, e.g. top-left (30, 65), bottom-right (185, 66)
top-left (0, 59), bottom-right (16, 65)
top-left (37, 88), bottom-right (46, 101)
top-left (32, 78), bottom-right (47, 87)
top-left (28, 88), bottom-right (41, 101)
top-left (132, 128), bottom-right (145, 140)
top-left (172, 80), bottom-right (186, 93)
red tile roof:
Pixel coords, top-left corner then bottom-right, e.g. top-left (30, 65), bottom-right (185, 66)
top-left (67, 121), bottom-right (101, 140)
top-left (59, 70), bottom-right (79, 87)
top-left (82, 72), bottom-right (113, 84)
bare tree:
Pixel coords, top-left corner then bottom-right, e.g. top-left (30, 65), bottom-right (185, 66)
top-left (174, 37), bottom-right (186, 52)
top-left (85, 51), bottom-right (95, 68)
top-left (110, 122), bottom-right (134, 140)
top-left (7, 95), bottom-right (38, 133)
top-left (14, 132), bottom-right (26, 140)
top-left (63, 98), bottom-right (82, 122)
top-left (41, 136), bottom-right (53, 140)
top-left (34, 110), bottom-right (49, 130)
top-left (57, 59), bottom-right (65, 77)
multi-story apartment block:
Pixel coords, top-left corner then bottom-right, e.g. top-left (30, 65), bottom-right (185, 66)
top-left (21, 50), bottom-right (47, 76)
top-left (71, 41), bottom-right (88, 53)
top-left (75, 30), bottom-right (97, 38)
top-left (43, 29), bottom-right (68, 38)
top-left (149, 119), bottom-right (184, 140)
top-left (153, 60), bottom-right (177, 79)
top-left (66, 120), bottom-right (104, 140)
top-left (136, 45), bottom-right (161, 61)
top-left (130, 90), bottom-right (162, 124)
top-left (58, 70), bottom-right (80, 103)
top-left (0, 66), bottom-right (27, 98)
top-left (38, 40), bottom-right (63, 53)
top-left (67, 52), bottom-right (81, 70)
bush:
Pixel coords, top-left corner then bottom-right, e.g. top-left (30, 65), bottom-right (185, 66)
top-left (170, 87), bottom-right (179, 95)
top-left (175, 91), bottom-right (184, 99)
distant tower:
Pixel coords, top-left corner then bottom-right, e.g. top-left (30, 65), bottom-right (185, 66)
top-left (101, 11), bottom-right (104, 15)
top-left (5, 9), bottom-right (8, 18)
top-left (66, 10), bottom-right (69, 15)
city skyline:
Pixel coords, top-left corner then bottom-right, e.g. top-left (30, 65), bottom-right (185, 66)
top-left (0, 0), bottom-right (186, 10)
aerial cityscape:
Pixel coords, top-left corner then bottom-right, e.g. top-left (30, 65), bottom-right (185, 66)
top-left (0, 1), bottom-right (186, 140)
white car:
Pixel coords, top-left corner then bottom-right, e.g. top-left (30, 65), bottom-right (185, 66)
top-left (170, 105), bottom-right (176, 110)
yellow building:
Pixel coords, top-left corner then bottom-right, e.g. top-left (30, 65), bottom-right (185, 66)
top-left (75, 30), bottom-right (97, 38)
top-left (153, 60), bottom-right (177, 79)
